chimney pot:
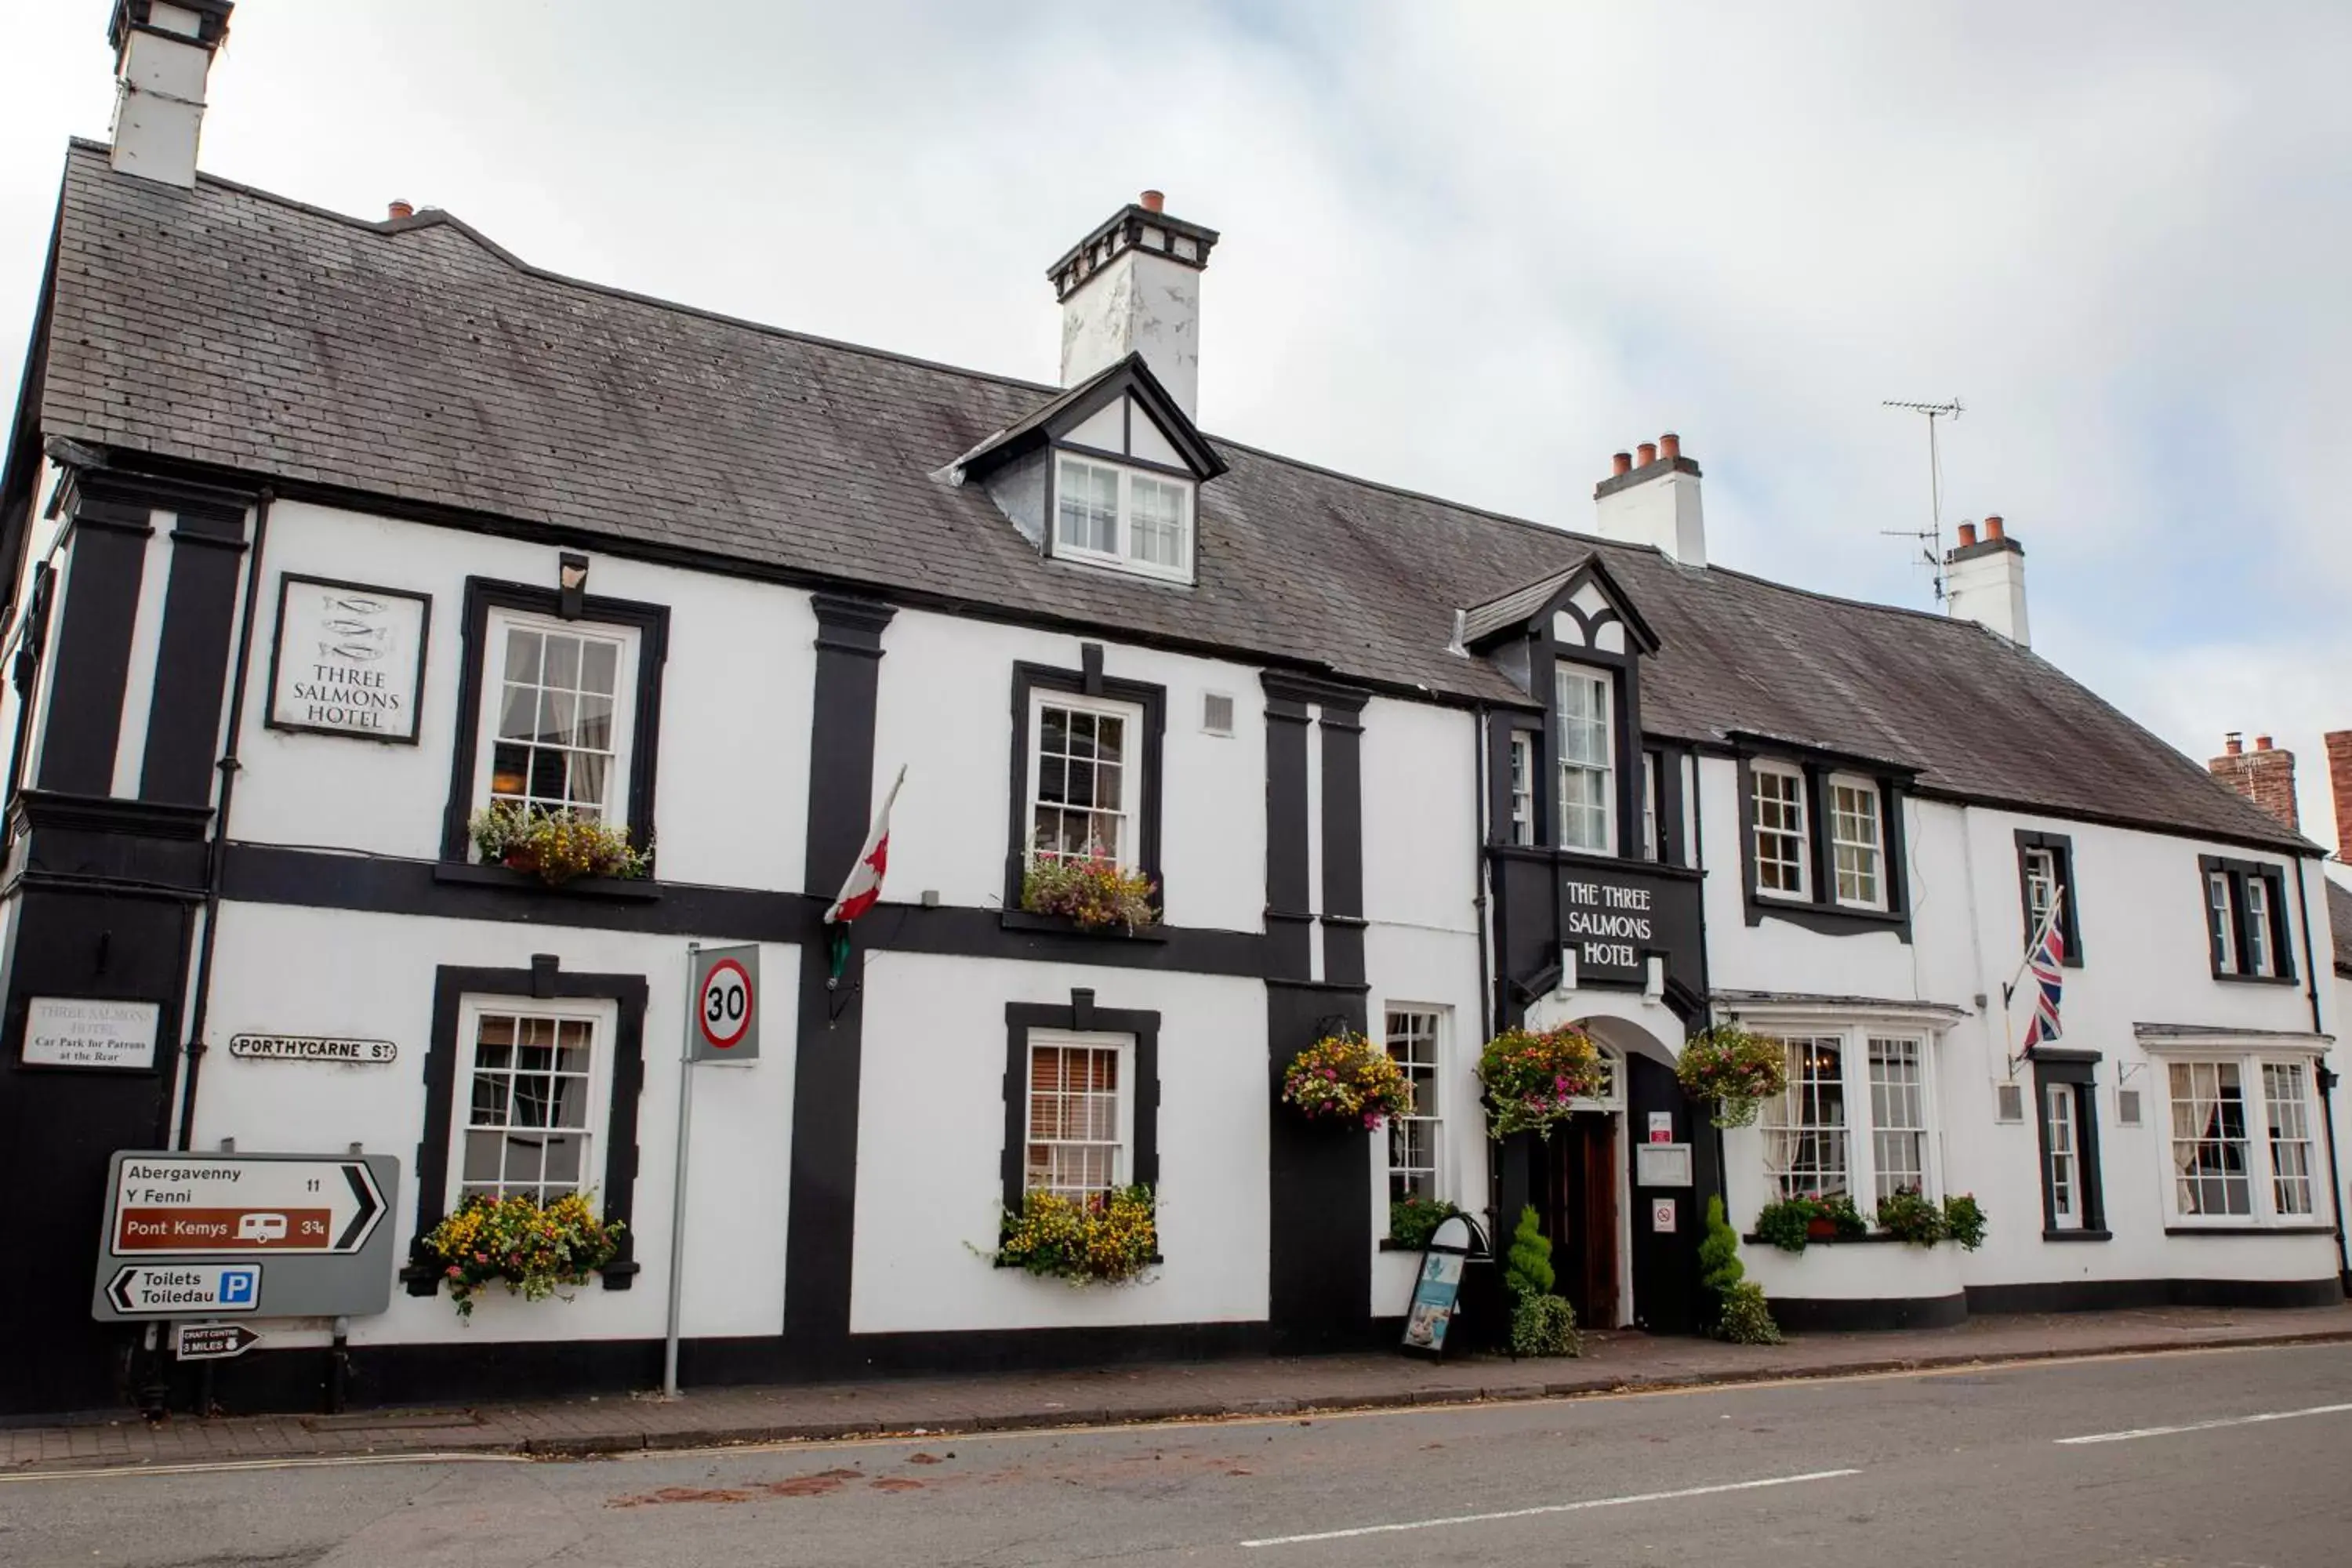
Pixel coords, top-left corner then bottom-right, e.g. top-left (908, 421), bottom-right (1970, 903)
top-left (1984, 514), bottom-right (2005, 540)
top-left (2225, 732), bottom-right (2244, 756)
top-left (1139, 189), bottom-right (1165, 213)
top-left (387, 199), bottom-right (415, 220)
top-left (1659, 433), bottom-right (1680, 461)
top-left (1610, 451), bottom-right (1632, 477)
top-left (1956, 521), bottom-right (1978, 548)
top-left (1636, 441), bottom-right (1658, 467)
top-left (2256, 735), bottom-right (2274, 751)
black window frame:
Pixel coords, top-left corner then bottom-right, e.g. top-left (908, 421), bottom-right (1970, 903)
top-left (1004, 649), bottom-right (1167, 915)
top-left (2014, 829), bottom-right (2084, 967)
top-left (2031, 1050), bottom-right (2108, 1240)
top-left (1001, 991), bottom-right (1161, 1212)
top-left (437, 576), bottom-right (671, 866)
top-left (1734, 749), bottom-right (1912, 941)
top-left (2198, 855), bottom-right (2296, 985)
top-left (405, 955), bottom-right (648, 1294)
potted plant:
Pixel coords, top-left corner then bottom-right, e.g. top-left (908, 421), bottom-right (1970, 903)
top-left (469, 803), bottom-right (650, 887)
top-left (1283, 1032), bottom-right (1414, 1129)
top-left (1675, 1024), bottom-right (1788, 1128)
top-left (419, 1191), bottom-right (624, 1319)
top-left (990, 1185), bottom-right (1157, 1283)
top-left (1475, 1023), bottom-right (1604, 1140)
top-left (1942, 1192), bottom-right (1989, 1250)
top-left (1752, 1192), bottom-right (1868, 1252)
top-left (1698, 1196), bottom-right (1781, 1344)
top-left (1501, 1205), bottom-right (1581, 1357)
top-left (1875, 1187), bottom-right (1949, 1247)
top-left (1388, 1196), bottom-right (1461, 1250)
top-left (1019, 855), bottom-right (1158, 934)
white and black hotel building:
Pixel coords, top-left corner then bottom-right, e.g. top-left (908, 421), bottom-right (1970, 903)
top-left (1, 4), bottom-right (2343, 1418)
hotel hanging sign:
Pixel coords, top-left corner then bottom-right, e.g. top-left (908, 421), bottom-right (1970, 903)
top-left (266, 575), bottom-right (430, 743)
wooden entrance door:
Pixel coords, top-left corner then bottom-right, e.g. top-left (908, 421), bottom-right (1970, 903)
top-left (1537, 1116), bottom-right (1619, 1329)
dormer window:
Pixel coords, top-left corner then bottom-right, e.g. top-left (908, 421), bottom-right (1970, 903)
top-left (1054, 456), bottom-right (1193, 579)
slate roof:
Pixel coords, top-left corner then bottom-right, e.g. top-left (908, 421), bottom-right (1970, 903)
top-left (2328, 880), bottom-right (2352, 976)
top-left (16, 142), bottom-right (2312, 854)
top-left (1458, 557), bottom-right (1591, 648)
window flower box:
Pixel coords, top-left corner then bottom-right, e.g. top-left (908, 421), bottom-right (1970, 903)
top-left (417, 1192), bottom-right (625, 1319)
top-left (1018, 855), bottom-right (1158, 935)
top-left (469, 803), bottom-right (650, 887)
top-left (989, 1185), bottom-right (1158, 1284)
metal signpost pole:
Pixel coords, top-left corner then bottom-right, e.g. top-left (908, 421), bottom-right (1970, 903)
top-left (662, 942), bottom-right (699, 1399)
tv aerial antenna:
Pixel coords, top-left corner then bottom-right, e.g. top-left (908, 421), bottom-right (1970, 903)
top-left (1882, 397), bottom-right (1963, 601)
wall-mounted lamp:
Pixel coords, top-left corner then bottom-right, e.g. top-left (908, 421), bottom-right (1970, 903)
top-left (557, 552), bottom-right (590, 620)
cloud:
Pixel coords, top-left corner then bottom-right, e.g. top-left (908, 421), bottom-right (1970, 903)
top-left (3, 1), bottom-right (2347, 832)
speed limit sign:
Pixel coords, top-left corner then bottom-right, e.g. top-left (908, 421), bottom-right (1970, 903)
top-left (689, 946), bottom-right (760, 1062)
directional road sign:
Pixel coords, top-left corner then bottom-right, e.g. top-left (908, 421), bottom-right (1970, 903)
top-left (174, 1323), bottom-right (263, 1361)
top-left (93, 1152), bottom-right (400, 1323)
top-left (690, 945), bottom-right (760, 1062)
top-left (108, 1264), bottom-right (263, 1316)
top-left (110, 1152), bottom-right (387, 1254)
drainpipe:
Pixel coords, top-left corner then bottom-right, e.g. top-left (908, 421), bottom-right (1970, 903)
top-left (1471, 704), bottom-right (1492, 1047)
top-left (172, 488), bottom-right (271, 1151)
top-left (2291, 858), bottom-right (2348, 1290)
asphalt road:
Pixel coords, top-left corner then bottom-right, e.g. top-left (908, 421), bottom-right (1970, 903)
top-left (8, 1341), bottom-right (2352, 1567)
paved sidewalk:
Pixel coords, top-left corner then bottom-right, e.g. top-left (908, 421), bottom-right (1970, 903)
top-left (8, 1304), bottom-right (2351, 1474)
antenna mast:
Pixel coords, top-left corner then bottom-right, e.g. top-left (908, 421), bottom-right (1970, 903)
top-left (1881, 397), bottom-right (1963, 601)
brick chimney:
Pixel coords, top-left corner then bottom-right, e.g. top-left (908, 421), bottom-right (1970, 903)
top-left (2325, 731), bottom-right (2352, 857)
top-left (1592, 433), bottom-right (1706, 567)
top-left (1945, 514), bottom-right (2030, 646)
top-left (107, 2), bottom-right (235, 189)
top-left (2209, 731), bottom-right (2299, 831)
top-left (1047, 191), bottom-right (1219, 419)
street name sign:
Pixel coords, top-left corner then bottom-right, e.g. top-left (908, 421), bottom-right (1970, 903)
top-left (174, 1323), bottom-right (263, 1360)
top-left (227, 1033), bottom-right (397, 1065)
top-left (92, 1151), bottom-right (400, 1323)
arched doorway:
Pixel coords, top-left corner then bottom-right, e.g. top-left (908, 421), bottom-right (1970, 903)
top-left (1511, 1000), bottom-right (1695, 1331)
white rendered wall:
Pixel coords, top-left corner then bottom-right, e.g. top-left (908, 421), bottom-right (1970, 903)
top-left (230, 500), bottom-right (816, 895)
top-left (1059, 250), bottom-right (1202, 418)
top-left (1699, 748), bottom-right (2342, 1296)
top-left (848, 951), bottom-right (1266, 1332)
top-left (188, 901), bottom-right (799, 1347)
top-left (866, 608), bottom-right (1265, 931)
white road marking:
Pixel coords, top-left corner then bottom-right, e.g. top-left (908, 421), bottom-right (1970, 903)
top-left (1237, 1467), bottom-right (1863, 1547)
top-left (2054, 1401), bottom-right (2352, 1446)
top-left (0, 1450), bottom-right (528, 1485)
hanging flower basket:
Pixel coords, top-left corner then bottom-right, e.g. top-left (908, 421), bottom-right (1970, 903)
top-left (1281, 1032), bottom-right (1414, 1128)
top-left (419, 1192), bottom-right (624, 1319)
top-left (1675, 1025), bottom-right (1788, 1128)
top-left (1475, 1023), bottom-right (1604, 1140)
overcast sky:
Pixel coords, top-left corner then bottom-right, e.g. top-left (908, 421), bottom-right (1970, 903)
top-left (5, 2), bottom-right (2350, 847)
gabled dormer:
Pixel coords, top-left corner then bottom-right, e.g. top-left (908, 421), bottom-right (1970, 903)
top-left (1463, 553), bottom-right (1664, 862)
top-left (953, 352), bottom-right (1226, 587)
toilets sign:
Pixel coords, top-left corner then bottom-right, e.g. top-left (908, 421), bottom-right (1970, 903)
top-left (93, 1152), bottom-right (401, 1322)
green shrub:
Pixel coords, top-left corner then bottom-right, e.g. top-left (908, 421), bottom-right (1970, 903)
top-left (1509, 1292), bottom-right (1582, 1357)
top-left (1823, 1193), bottom-right (1868, 1239)
top-left (1753, 1197), bottom-right (1815, 1253)
top-left (1944, 1192), bottom-right (1988, 1250)
top-left (1875, 1188), bottom-right (1948, 1247)
top-left (1504, 1204), bottom-right (1555, 1301)
top-left (1387, 1196), bottom-right (1461, 1250)
top-left (1717, 1280), bottom-right (1783, 1345)
top-left (1697, 1195), bottom-right (1744, 1293)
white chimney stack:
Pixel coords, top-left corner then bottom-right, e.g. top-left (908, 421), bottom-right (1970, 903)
top-left (107, 1), bottom-right (234, 189)
top-left (1592, 434), bottom-right (1706, 567)
top-left (1047, 191), bottom-right (1219, 419)
top-left (1945, 514), bottom-right (2031, 646)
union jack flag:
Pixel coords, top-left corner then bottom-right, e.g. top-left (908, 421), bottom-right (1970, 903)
top-left (2019, 893), bottom-right (2067, 1056)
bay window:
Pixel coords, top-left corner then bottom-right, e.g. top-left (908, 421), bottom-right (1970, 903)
top-left (2158, 1049), bottom-right (2328, 1227)
top-left (1753, 1023), bottom-right (1944, 1213)
top-left (1555, 665), bottom-right (1613, 853)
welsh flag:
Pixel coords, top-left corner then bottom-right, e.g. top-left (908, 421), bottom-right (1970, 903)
top-left (825, 764), bottom-right (906, 925)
